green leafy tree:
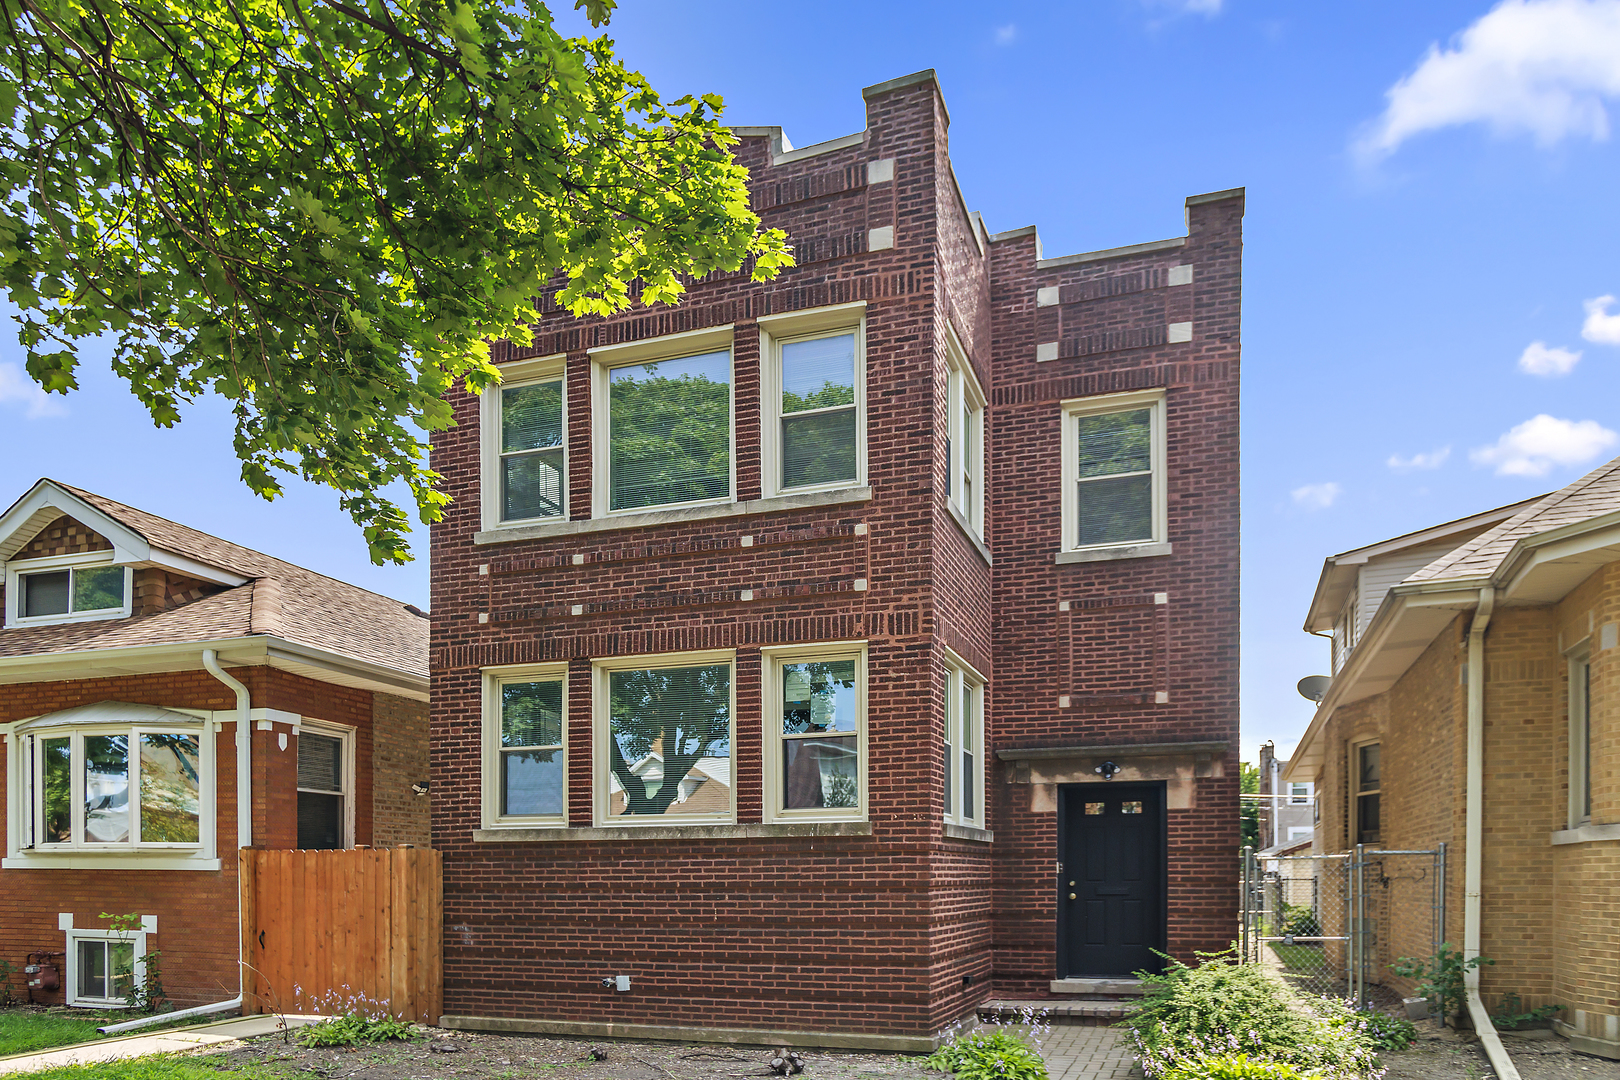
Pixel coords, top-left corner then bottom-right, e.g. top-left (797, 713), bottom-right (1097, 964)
top-left (607, 664), bottom-right (729, 816)
top-left (0, 0), bottom-right (792, 562)
top-left (1241, 760), bottom-right (1260, 849)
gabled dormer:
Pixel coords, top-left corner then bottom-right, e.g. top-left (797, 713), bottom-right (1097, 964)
top-left (0, 480), bottom-right (249, 630)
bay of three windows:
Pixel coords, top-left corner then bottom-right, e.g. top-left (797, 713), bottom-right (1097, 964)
top-left (496, 314), bottom-right (865, 527)
top-left (484, 647), bottom-right (985, 829)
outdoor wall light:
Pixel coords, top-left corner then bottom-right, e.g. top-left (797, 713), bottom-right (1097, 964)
top-left (1094, 761), bottom-right (1121, 781)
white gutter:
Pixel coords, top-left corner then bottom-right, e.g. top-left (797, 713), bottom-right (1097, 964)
top-left (202, 649), bottom-right (251, 1014)
top-left (96, 995), bottom-right (243, 1034)
top-left (1463, 588), bottom-right (1520, 1080)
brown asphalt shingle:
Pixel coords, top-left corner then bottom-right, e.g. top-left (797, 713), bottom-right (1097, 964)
top-left (0, 483), bottom-right (427, 679)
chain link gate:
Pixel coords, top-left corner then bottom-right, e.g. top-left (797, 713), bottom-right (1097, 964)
top-left (1241, 844), bottom-right (1446, 1007)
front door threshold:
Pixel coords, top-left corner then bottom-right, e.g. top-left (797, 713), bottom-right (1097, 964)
top-left (1049, 978), bottom-right (1145, 996)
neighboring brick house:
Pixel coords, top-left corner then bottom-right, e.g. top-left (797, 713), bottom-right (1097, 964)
top-left (429, 69), bottom-right (1241, 1047)
top-left (1287, 458), bottom-right (1620, 1057)
top-left (0, 479), bottom-right (429, 1012)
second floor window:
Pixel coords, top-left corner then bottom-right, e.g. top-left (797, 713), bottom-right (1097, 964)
top-left (499, 379), bottom-right (565, 522)
top-left (945, 335), bottom-right (985, 536)
top-left (7, 554), bottom-right (131, 625)
top-left (778, 331), bottom-right (860, 492)
top-left (608, 351), bottom-right (732, 512)
top-left (1061, 390), bottom-right (1167, 554)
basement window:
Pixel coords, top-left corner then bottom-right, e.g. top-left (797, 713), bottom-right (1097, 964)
top-left (65, 927), bottom-right (146, 1007)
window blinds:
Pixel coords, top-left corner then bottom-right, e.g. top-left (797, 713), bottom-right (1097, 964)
top-left (780, 333), bottom-right (857, 489)
top-left (501, 381), bottom-right (564, 521)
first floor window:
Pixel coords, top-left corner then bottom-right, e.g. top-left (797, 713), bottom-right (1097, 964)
top-left (607, 350), bottom-right (732, 511)
top-left (944, 657), bottom-right (985, 827)
top-left (598, 655), bottom-right (734, 823)
top-left (763, 644), bottom-right (866, 822)
top-left (499, 378), bottom-right (565, 522)
top-left (486, 671), bottom-right (566, 824)
top-left (27, 728), bottom-right (201, 848)
top-left (1061, 390), bottom-right (1166, 552)
top-left (1353, 741), bottom-right (1381, 845)
top-left (297, 728), bottom-right (352, 849)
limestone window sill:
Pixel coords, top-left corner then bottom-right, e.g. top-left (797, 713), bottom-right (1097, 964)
top-left (1550, 823), bottom-right (1620, 845)
top-left (943, 823), bottom-right (994, 843)
top-left (1055, 541), bottom-right (1172, 565)
top-left (474, 486), bottom-right (872, 545)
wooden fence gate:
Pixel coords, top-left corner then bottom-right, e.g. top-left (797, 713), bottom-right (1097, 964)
top-left (239, 847), bottom-right (443, 1023)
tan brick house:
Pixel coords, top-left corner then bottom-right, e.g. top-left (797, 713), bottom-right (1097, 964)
top-left (1288, 456), bottom-right (1620, 1057)
top-left (0, 479), bottom-right (428, 1014)
top-left (429, 70), bottom-right (1242, 1046)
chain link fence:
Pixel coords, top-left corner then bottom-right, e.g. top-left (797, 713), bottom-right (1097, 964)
top-left (1241, 845), bottom-right (1445, 1007)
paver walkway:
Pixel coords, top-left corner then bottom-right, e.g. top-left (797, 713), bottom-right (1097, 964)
top-left (0, 1014), bottom-right (320, 1075)
top-left (1039, 1024), bottom-right (1142, 1080)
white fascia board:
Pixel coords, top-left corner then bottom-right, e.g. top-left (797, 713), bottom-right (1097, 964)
top-left (1303, 560), bottom-right (1359, 634)
top-left (143, 549), bottom-right (249, 587)
top-left (262, 638), bottom-right (429, 700)
top-left (0, 481), bottom-right (151, 564)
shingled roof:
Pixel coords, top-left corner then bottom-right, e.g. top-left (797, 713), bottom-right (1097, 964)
top-left (1407, 454), bottom-right (1620, 585)
top-left (0, 481), bottom-right (427, 680)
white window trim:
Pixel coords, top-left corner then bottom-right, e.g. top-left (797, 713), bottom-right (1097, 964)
top-left (760, 641), bottom-right (868, 825)
top-left (1349, 737), bottom-right (1381, 846)
top-left (297, 718), bottom-right (357, 849)
top-left (5, 551), bottom-right (133, 627)
top-left (945, 327), bottom-right (986, 538)
top-left (592, 649), bottom-right (737, 828)
top-left (759, 303), bottom-right (868, 500)
top-left (65, 923), bottom-right (148, 1008)
top-left (1569, 646), bottom-right (1593, 829)
top-left (942, 646), bottom-right (986, 829)
top-left (589, 326), bottom-right (737, 518)
top-left (482, 663), bottom-right (569, 830)
top-left (5, 716), bottom-right (216, 867)
top-left (1059, 388), bottom-right (1167, 555)
top-left (481, 353), bottom-right (568, 533)
top-left (1289, 782), bottom-right (1313, 805)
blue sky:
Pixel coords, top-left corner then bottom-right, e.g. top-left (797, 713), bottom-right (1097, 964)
top-left (6, 0), bottom-right (1620, 763)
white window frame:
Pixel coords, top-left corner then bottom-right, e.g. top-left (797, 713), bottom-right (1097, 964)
top-left (7, 718), bottom-right (215, 866)
top-left (4, 551), bottom-right (133, 627)
top-left (1350, 737), bottom-right (1381, 846)
top-left (589, 326), bottom-right (736, 518)
top-left (1569, 647), bottom-right (1592, 829)
top-left (480, 353), bottom-right (568, 532)
top-left (592, 649), bottom-right (737, 827)
top-left (482, 663), bottom-right (569, 830)
top-left (1059, 388), bottom-right (1167, 555)
top-left (65, 923), bottom-right (148, 1008)
top-left (761, 641), bottom-right (868, 824)
top-left (1289, 782), bottom-right (1312, 805)
top-left (1287, 826), bottom-right (1314, 843)
top-left (758, 302), bottom-right (868, 500)
top-left (296, 719), bottom-right (357, 849)
top-left (942, 647), bottom-right (986, 829)
top-left (945, 327), bottom-right (986, 538)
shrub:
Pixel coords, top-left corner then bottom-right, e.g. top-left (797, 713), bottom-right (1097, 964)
top-left (1163, 1056), bottom-right (1304, 1080)
top-left (1490, 993), bottom-right (1562, 1031)
top-left (1119, 952), bottom-right (1380, 1080)
top-left (1352, 1010), bottom-right (1417, 1050)
top-left (923, 1027), bottom-right (1048, 1080)
top-left (1389, 944), bottom-right (1490, 1020)
top-left (297, 1013), bottom-right (419, 1047)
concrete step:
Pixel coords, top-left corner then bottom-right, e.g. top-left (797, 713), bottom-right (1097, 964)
top-left (978, 998), bottom-right (1139, 1026)
top-left (1049, 978), bottom-right (1146, 997)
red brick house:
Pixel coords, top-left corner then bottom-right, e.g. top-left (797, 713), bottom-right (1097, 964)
top-left (429, 70), bottom-right (1241, 1048)
top-left (0, 479), bottom-right (429, 1013)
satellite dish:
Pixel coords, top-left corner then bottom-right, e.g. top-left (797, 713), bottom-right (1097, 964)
top-left (1296, 675), bottom-right (1332, 703)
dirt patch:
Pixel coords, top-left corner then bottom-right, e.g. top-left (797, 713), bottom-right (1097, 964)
top-left (1380, 1020), bottom-right (1620, 1080)
top-left (218, 1027), bottom-right (942, 1080)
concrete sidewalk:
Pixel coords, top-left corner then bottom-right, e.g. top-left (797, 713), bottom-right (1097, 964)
top-left (0, 1014), bottom-right (321, 1075)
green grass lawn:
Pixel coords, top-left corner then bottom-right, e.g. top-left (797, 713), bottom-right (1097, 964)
top-left (1269, 942), bottom-right (1327, 973)
top-left (8, 1057), bottom-right (273, 1079)
top-left (0, 1010), bottom-right (115, 1057)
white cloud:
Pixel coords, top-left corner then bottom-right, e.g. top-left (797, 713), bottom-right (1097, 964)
top-left (1518, 340), bottom-right (1582, 375)
top-left (1357, 0), bottom-right (1620, 161)
top-left (1582, 294), bottom-right (1620, 344)
top-left (1291, 482), bottom-right (1341, 510)
top-left (993, 23), bottom-right (1017, 45)
top-left (1387, 446), bottom-right (1452, 471)
top-left (1470, 414), bottom-right (1619, 475)
top-left (0, 363), bottom-right (67, 419)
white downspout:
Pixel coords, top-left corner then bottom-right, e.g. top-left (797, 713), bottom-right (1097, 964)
top-left (1464, 589), bottom-right (1521, 1080)
top-left (202, 649), bottom-right (250, 1015)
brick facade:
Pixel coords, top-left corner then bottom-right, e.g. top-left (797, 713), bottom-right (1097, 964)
top-left (430, 71), bottom-right (1241, 1042)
